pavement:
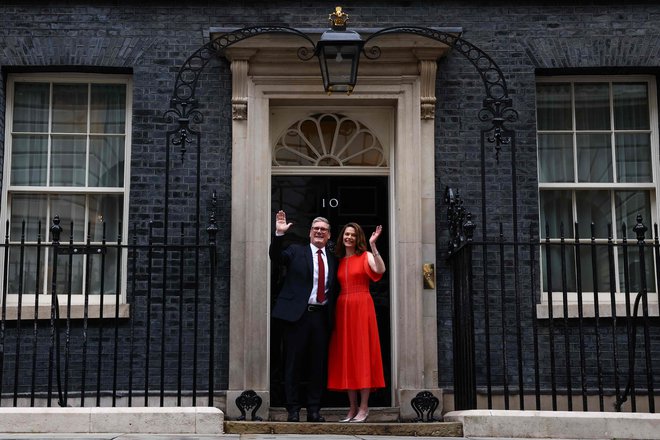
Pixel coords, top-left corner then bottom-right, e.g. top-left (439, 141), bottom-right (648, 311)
top-left (0, 436), bottom-right (457, 440)
top-left (0, 435), bottom-right (596, 440)
top-left (3, 407), bottom-right (654, 439)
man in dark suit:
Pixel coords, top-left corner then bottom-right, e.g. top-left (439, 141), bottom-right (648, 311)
top-left (269, 210), bottom-right (337, 423)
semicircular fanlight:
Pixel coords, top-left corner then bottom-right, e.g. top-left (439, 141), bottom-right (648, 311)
top-left (272, 113), bottom-right (387, 168)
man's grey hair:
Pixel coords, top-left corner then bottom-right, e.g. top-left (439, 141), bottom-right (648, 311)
top-left (311, 216), bottom-right (330, 228)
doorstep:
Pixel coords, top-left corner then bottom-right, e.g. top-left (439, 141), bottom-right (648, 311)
top-left (224, 420), bottom-right (463, 437)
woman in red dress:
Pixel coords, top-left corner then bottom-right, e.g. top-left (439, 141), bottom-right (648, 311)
top-left (327, 222), bottom-right (386, 423)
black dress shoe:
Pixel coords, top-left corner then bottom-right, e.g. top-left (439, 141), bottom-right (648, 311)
top-left (287, 411), bottom-right (300, 422)
top-left (307, 412), bottom-right (325, 422)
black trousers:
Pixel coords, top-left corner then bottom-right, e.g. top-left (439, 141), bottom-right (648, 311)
top-left (281, 307), bottom-right (329, 413)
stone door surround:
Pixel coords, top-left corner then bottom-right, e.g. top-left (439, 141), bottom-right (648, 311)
top-left (216, 29), bottom-right (450, 419)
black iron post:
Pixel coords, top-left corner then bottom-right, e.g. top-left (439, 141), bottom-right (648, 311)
top-left (47, 216), bottom-right (65, 407)
top-left (206, 192), bottom-right (219, 406)
top-left (446, 188), bottom-right (477, 410)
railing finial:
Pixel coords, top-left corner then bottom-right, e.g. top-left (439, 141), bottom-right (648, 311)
top-left (50, 215), bottom-right (62, 245)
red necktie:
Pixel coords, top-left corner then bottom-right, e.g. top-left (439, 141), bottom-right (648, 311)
top-left (316, 249), bottom-right (326, 303)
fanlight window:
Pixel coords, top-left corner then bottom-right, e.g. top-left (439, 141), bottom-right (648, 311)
top-left (272, 113), bottom-right (387, 167)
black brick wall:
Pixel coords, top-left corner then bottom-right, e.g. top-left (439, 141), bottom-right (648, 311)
top-left (0, 0), bottom-right (658, 402)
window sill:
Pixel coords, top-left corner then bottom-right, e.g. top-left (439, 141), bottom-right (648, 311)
top-left (536, 301), bottom-right (659, 319)
top-left (1, 304), bottom-right (130, 321)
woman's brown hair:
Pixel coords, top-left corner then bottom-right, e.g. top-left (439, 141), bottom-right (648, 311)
top-left (335, 222), bottom-right (368, 258)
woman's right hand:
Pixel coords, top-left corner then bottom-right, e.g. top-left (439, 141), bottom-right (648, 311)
top-left (369, 225), bottom-right (383, 247)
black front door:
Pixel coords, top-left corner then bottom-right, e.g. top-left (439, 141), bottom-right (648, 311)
top-left (270, 175), bottom-right (391, 408)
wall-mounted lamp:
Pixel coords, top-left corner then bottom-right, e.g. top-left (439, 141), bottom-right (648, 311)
top-left (314, 6), bottom-right (364, 95)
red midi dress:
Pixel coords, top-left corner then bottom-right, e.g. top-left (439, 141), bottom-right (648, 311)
top-left (327, 252), bottom-right (385, 391)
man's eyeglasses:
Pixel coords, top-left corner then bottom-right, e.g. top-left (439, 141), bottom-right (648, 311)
top-left (311, 226), bottom-right (329, 233)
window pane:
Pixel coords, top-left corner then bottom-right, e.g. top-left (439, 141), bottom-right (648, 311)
top-left (615, 133), bottom-right (652, 183)
top-left (51, 136), bottom-right (86, 186)
top-left (10, 194), bottom-right (47, 241)
top-left (52, 84), bottom-right (87, 133)
top-left (8, 247), bottom-right (44, 295)
top-left (13, 83), bottom-right (49, 132)
top-left (342, 130), bottom-right (385, 166)
top-left (91, 84), bottom-right (126, 134)
top-left (578, 245), bottom-right (610, 293)
top-left (10, 135), bottom-right (47, 186)
top-left (618, 248), bottom-right (655, 294)
top-left (540, 190), bottom-right (573, 238)
top-left (50, 194), bottom-right (85, 242)
top-left (576, 190), bottom-right (611, 238)
top-left (308, 117), bottom-right (329, 153)
top-left (575, 83), bottom-right (610, 130)
top-left (577, 133), bottom-right (612, 182)
top-left (541, 244), bottom-right (576, 292)
top-left (538, 133), bottom-right (574, 182)
top-left (614, 190), bottom-right (651, 239)
top-left (89, 136), bottom-right (124, 187)
top-left (89, 194), bottom-right (123, 242)
top-left (275, 123), bottom-right (317, 166)
top-left (613, 83), bottom-right (649, 130)
top-left (48, 252), bottom-right (83, 295)
top-left (88, 248), bottom-right (118, 295)
top-left (536, 83), bottom-right (572, 130)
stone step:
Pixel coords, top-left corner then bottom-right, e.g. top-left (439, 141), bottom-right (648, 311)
top-left (224, 420), bottom-right (464, 437)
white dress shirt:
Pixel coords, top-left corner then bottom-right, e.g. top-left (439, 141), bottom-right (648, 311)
top-left (309, 244), bottom-right (328, 305)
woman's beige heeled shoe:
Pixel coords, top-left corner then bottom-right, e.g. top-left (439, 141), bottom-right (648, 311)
top-left (339, 410), bottom-right (357, 423)
top-left (349, 411), bottom-right (369, 423)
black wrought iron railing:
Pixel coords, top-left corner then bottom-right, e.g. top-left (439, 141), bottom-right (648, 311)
top-left (0, 213), bottom-right (219, 408)
top-left (447, 190), bottom-right (658, 413)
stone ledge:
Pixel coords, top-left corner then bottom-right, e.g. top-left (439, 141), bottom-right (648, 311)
top-left (444, 409), bottom-right (660, 439)
top-left (0, 407), bottom-right (223, 434)
top-left (2, 304), bottom-right (131, 321)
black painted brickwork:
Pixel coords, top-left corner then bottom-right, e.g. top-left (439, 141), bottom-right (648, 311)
top-left (0, 0), bottom-right (658, 401)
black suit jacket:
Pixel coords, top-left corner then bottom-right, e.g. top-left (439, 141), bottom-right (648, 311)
top-left (269, 235), bottom-right (338, 323)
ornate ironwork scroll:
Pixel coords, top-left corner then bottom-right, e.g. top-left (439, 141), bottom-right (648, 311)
top-left (166, 24), bottom-right (517, 161)
top-left (363, 26), bottom-right (518, 158)
top-left (410, 391), bottom-right (440, 422)
top-left (164, 26), bottom-right (315, 161)
top-left (235, 389), bottom-right (263, 421)
top-left (445, 187), bottom-right (475, 256)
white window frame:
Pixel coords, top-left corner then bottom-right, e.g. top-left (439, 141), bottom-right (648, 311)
top-left (1, 73), bottom-right (132, 313)
top-left (536, 75), bottom-right (659, 318)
